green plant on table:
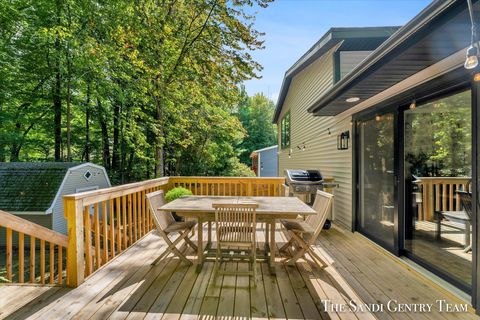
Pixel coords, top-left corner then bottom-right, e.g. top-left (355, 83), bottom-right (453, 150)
top-left (165, 187), bottom-right (193, 222)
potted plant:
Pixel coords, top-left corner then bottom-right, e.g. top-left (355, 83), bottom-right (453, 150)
top-left (165, 187), bottom-right (193, 221)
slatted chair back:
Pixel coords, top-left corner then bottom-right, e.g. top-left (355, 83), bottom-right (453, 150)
top-left (305, 190), bottom-right (334, 243)
top-left (146, 190), bottom-right (175, 231)
top-left (213, 203), bottom-right (258, 244)
top-left (457, 191), bottom-right (473, 220)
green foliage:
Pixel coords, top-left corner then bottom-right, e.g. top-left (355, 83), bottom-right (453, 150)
top-left (405, 90), bottom-right (471, 177)
top-left (165, 187), bottom-right (193, 203)
top-left (223, 157), bottom-right (256, 177)
top-left (0, 0), bottom-right (273, 183)
top-left (235, 88), bottom-right (277, 164)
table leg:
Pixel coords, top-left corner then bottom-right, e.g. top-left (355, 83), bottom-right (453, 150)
top-left (208, 221), bottom-right (212, 244)
top-left (265, 222), bottom-right (269, 247)
top-left (465, 220), bottom-right (471, 250)
top-left (435, 213), bottom-right (441, 241)
top-left (269, 220), bottom-right (276, 275)
top-left (196, 217), bottom-right (204, 273)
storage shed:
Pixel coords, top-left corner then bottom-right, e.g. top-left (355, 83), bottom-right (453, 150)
top-left (250, 145), bottom-right (278, 177)
top-left (0, 162), bottom-right (111, 236)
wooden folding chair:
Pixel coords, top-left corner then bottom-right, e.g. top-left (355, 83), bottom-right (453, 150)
top-left (146, 190), bottom-right (198, 266)
top-left (213, 202), bottom-right (258, 282)
top-left (280, 190), bottom-right (334, 265)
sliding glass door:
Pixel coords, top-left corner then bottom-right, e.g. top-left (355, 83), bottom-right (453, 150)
top-left (403, 90), bottom-right (472, 291)
top-left (357, 113), bottom-right (396, 248)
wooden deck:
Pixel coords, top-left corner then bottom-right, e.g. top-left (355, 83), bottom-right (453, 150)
top-left (1, 224), bottom-right (478, 320)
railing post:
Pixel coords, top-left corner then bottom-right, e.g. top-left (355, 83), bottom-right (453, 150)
top-left (64, 196), bottom-right (85, 287)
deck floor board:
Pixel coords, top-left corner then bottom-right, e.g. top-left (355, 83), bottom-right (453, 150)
top-left (1, 224), bottom-right (478, 320)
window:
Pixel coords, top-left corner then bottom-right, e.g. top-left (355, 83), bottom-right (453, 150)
top-left (281, 111), bottom-right (291, 149)
top-left (83, 170), bottom-right (92, 181)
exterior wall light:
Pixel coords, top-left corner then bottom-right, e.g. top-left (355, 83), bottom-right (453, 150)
top-left (337, 131), bottom-right (350, 150)
top-left (409, 99), bottom-right (417, 109)
top-left (465, 0), bottom-right (479, 70)
top-left (465, 45), bottom-right (479, 70)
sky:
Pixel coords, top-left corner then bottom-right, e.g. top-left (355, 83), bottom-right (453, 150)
top-left (243, 0), bottom-right (432, 103)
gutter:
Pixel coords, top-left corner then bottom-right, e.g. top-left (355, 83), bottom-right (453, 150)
top-left (307, 0), bottom-right (457, 115)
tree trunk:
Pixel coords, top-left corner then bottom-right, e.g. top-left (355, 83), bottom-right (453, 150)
top-left (112, 101), bottom-right (121, 173)
top-left (53, 68), bottom-right (62, 161)
top-left (120, 104), bottom-right (131, 184)
top-left (65, 1), bottom-right (72, 161)
top-left (0, 104), bottom-right (5, 162)
top-left (10, 146), bottom-right (20, 162)
top-left (0, 145), bottom-right (5, 162)
top-left (97, 96), bottom-right (111, 170)
top-left (127, 149), bottom-right (135, 179)
top-left (53, 0), bottom-right (62, 162)
top-left (155, 145), bottom-right (164, 177)
top-left (154, 87), bottom-right (165, 177)
top-left (10, 122), bottom-right (22, 161)
top-left (84, 82), bottom-right (91, 162)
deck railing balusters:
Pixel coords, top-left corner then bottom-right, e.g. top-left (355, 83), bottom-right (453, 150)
top-left (0, 211), bottom-right (67, 285)
top-left (40, 239), bottom-right (45, 284)
top-left (414, 177), bottom-right (471, 221)
top-left (30, 236), bottom-right (36, 283)
top-left (49, 242), bottom-right (55, 284)
top-left (18, 232), bottom-right (24, 283)
top-left (6, 228), bottom-right (12, 281)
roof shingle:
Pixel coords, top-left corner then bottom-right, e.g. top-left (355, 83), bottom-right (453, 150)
top-left (0, 162), bottom-right (80, 212)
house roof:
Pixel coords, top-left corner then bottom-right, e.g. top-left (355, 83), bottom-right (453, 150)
top-left (307, 0), bottom-right (475, 116)
top-left (272, 26), bottom-right (400, 123)
top-left (0, 162), bottom-right (81, 212)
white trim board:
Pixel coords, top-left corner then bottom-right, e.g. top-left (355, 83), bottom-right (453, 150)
top-left (252, 145), bottom-right (278, 153)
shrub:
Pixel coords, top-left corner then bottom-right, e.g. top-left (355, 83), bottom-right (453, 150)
top-left (223, 157), bottom-right (256, 177)
top-left (165, 187), bottom-right (193, 203)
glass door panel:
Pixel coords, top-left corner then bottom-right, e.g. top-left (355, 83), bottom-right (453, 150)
top-left (358, 113), bottom-right (395, 247)
top-left (404, 90), bottom-right (472, 289)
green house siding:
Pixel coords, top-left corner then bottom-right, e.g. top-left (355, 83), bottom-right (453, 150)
top-left (277, 44), bottom-right (354, 228)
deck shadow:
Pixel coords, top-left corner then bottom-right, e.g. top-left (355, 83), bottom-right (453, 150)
top-left (4, 286), bottom-right (71, 320)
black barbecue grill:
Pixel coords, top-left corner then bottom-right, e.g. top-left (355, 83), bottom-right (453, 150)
top-left (284, 169), bottom-right (324, 204)
top-left (284, 169), bottom-right (334, 229)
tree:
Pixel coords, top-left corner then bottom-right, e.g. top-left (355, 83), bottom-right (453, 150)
top-left (405, 91), bottom-right (471, 177)
top-left (0, 0), bottom-right (271, 183)
top-left (235, 89), bottom-right (277, 164)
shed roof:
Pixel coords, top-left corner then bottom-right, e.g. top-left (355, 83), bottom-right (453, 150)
top-left (250, 145), bottom-right (278, 158)
top-left (252, 145), bottom-right (278, 153)
top-left (0, 162), bottom-right (81, 212)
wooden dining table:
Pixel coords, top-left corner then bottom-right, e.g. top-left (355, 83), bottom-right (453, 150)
top-left (159, 195), bottom-right (316, 274)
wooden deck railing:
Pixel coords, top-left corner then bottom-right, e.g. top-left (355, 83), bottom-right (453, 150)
top-left (0, 210), bottom-right (68, 285)
top-left (413, 177), bottom-right (471, 221)
top-left (63, 177), bottom-right (170, 287)
top-left (63, 176), bottom-right (285, 287)
top-left (169, 176), bottom-right (285, 196)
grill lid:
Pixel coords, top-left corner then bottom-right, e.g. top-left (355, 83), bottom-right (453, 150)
top-left (285, 169), bottom-right (323, 184)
